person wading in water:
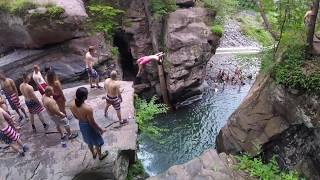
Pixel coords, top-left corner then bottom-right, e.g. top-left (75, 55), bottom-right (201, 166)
top-left (0, 73), bottom-right (28, 122)
top-left (104, 71), bottom-right (127, 125)
top-left (19, 73), bottom-right (48, 133)
top-left (70, 87), bottom-right (108, 160)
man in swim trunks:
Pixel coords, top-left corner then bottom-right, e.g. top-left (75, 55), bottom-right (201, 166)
top-left (0, 111), bottom-right (28, 157)
top-left (42, 86), bottom-right (78, 140)
top-left (0, 72), bottom-right (28, 122)
top-left (84, 46), bottom-right (103, 89)
top-left (104, 71), bottom-right (127, 125)
top-left (136, 52), bottom-right (165, 77)
top-left (20, 73), bottom-right (48, 133)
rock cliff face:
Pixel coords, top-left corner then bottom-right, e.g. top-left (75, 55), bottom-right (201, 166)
top-left (216, 74), bottom-right (320, 179)
top-left (0, 0), bottom-right (87, 48)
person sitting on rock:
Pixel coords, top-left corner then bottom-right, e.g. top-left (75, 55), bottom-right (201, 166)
top-left (0, 111), bottom-right (29, 157)
top-left (33, 65), bottom-right (47, 95)
top-left (0, 72), bottom-right (29, 122)
top-left (136, 52), bottom-right (165, 77)
top-left (19, 73), bottom-right (48, 133)
top-left (84, 46), bottom-right (103, 89)
top-left (103, 71), bottom-right (127, 125)
top-left (70, 87), bottom-right (108, 160)
top-left (42, 86), bottom-right (78, 140)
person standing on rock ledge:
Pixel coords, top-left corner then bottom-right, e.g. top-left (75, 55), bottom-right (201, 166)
top-left (70, 87), bottom-right (108, 160)
top-left (103, 71), bottom-right (127, 125)
top-left (20, 73), bottom-right (49, 133)
top-left (0, 73), bottom-right (28, 122)
top-left (42, 86), bottom-right (78, 140)
top-left (33, 65), bottom-right (47, 95)
top-left (84, 46), bottom-right (104, 89)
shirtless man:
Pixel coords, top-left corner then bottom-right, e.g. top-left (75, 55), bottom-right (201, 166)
top-left (19, 73), bottom-right (48, 133)
top-left (84, 46), bottom-right (103, 89)
top-left (104, 71), bottom-right (127, 125)
top-left (0, 73), bottom-right (28, 121)
top-left (0, 111), bottom-right (28, 157)
top-left (304, 5), bottom-right (315, 27)
top-left (42, 86), bottom-right (78, 140)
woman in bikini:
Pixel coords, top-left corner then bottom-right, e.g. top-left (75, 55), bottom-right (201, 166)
top-left (46, 70), bottom-right (67, 115)
top-left (136, 52), bottom-right (165, 77)
top-left (70, 87), bottom-right (108, 160)
top-left (32, 65), bottom-right (47, 95)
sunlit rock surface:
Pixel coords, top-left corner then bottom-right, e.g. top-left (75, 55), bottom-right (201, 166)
top-left (0, 82), bottom-right (137, 180)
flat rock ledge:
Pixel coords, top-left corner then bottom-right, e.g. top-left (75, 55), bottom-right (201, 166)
top-left (0, 81), bottom-right (137, 180)
top-left (148, 149), bottom-right (252, 180)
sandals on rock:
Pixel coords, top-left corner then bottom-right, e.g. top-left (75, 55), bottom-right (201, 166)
top-left (68, 133), bottom-right (78, 140)
top-left (99, 150), bottom-right (109, 161)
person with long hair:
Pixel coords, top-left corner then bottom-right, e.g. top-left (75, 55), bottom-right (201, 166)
top-left (70, 87), bottom-right (108, 160)
top-left (32, 65), bottom-right (47, 95)
top-left (46, 70), bottom-right (67, 115)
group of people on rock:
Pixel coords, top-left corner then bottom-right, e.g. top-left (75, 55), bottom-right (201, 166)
top-left (0, 46), bottom-right (132, 160)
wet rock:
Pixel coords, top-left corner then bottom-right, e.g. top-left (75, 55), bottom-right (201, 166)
top-left (0, 0), bottom-right (87, 48)
top-left (164, 7), bottom-right (218, 106)
top-left (0, 33), bottom-right (119, 88)
top-left (147, 149), bottom-right (250, 180)
top-left (0, 82), bottom-right (137, 180)
top-left (216, 74), bottom-right (320, 179)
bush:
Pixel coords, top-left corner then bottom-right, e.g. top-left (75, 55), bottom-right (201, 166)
top-left (111, 47), bottom-right (119, 58)
top-left (87, 4), bottom-right (124, 37)
top-left (260, 48), bottom-right (275, 73)
top-left (46, 6), bottom-right (64, 19)
top-left (203, 0), bottom-right (238, 24)
top-left (126, 160), bottom-right (146, 180)
top-left (0, 0), bottom-right (36, 15)
top-left (235, 154), bottom-right (302, 180)
top-left (150, 0), bottom-right (176, 17)
top-left (272, 44), bottom-right (320, 93)
top-left (135, 96), bottom-right (168, 138)
top-left (237, 0), bottom-right (256, 10)
top-left (211, 25), bottom-right (224, 37)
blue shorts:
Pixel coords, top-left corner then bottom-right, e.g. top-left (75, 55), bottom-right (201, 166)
top-left (86, 68), bottom-right (98, 79)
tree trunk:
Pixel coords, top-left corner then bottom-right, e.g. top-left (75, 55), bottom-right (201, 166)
top-left (143, 0), bottom-right (172, 108)
top-left (306, 0), bottom-right (320, 56)
top-left (254, 0), bottom-right (279, 40)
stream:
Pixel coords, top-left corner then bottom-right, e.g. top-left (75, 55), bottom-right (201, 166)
top-left (138, 53), bottom-right (261, 176)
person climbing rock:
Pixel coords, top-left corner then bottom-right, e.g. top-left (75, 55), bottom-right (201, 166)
top-left (32, 65), bottom-right (47, 95)
top-left (42, 86), bottom-right (78, 140)
top-left (19, 73), bottom-right (48, 133)
top-left (0, 111), bottom-right (29, 157)
top-left (70, 87), bottom-right (108, 160)
top-left (104, 71), bottom-right (127, 126)
top-left (136, 52), bottom-right (165, 77)
top-left (46, 70), bottom-right (68, 117)
top-left (0, 72), bottom-right (28, 122)
top-left (84, 46), bottom-right (103, 89)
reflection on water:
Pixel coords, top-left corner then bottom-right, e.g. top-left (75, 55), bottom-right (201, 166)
top-left (138, 84), bottom-right (253, 176)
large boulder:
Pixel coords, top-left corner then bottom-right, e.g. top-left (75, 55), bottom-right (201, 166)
top-left (164, 8), bottom-right (218, 106)
top-left (0, 33), bottom-right (119, 88)
top-left (216, 74), bottom-right (320, 179)
top-left (0, 0), bottom-right (87, 48)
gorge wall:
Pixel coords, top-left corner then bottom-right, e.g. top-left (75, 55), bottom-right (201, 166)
top-left (216, 74), bottom-right (320, 179)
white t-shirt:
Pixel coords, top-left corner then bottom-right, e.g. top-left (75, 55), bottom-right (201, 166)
top-left (85, 52), bottom-right (97, 69)
top-left (33, 71), bottom-right (46, 85)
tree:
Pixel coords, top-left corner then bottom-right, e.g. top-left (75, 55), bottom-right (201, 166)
top-left (306, 0), bottom-right (319, 56)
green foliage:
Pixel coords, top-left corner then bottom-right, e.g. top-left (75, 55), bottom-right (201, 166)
top-left (260, 48), bottom-right (274, 73)
top-left (111, 47), bottom-right (119, 58)
top-left (211, 25), bottom-right (224, 37)
top-left (237, 15), bottom-right (274, 46)
top-left (87, 4), bottom-right (124, 37)
top-left (273, 44), bottom-right (320, 93)
top-left (237, 0), bottom-right (256, 10)
top-left (46, 6), bottom-right (64, 19)
top-left (150, 0), bottom-right (176, 17)
top-left (135, 96), bottom-right (168, 138)
top-left (0, 0), bottom-right (36, 15)
top-left (202, 0), bottom-right (238, 24)
top-left (126, 160), bottom-right (146, 180)
top-left (235, 154), bottom-right (302, 180)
